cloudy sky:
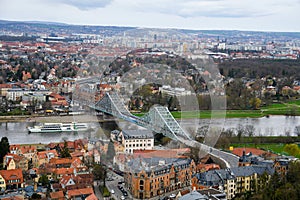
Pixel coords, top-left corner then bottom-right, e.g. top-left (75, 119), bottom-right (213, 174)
top-left (1, 0), bottom-right (300, 32)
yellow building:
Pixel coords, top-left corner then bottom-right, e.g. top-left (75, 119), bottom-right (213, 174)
top-left (125, 158), bottom-right (196, 199)
top-left (3, 153), bottom-right (28, 171)
top-left (0, 174), bottom-right (6, 191)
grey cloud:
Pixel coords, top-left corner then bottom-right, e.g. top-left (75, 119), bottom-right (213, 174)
top-left (57, 0), bottom-right (113, 10)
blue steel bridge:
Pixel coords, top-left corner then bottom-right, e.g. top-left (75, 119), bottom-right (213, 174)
top-left (91, 91), bottom-right (239, 168)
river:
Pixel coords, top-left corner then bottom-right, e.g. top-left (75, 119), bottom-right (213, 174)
top-left (0, 115), bottom-right (299, 144)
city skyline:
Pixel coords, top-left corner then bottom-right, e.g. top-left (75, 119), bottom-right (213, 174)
top-left (1, 0), bottom-right (300, 32)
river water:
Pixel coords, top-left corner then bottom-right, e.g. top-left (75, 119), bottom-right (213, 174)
top-left (0, 115), bottom-right (299, 144)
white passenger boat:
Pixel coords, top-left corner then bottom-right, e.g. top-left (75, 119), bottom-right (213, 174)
top-left (27, 122), bottom-right (89, 133)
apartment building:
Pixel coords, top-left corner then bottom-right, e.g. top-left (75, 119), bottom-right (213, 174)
top-left (113, 129), bottom-right (154, 154)
top-left (125, 157), bottom-right (196, 199)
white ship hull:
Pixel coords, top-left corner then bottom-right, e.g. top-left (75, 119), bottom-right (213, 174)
top-left (27, 122), bottom-right (89, 133)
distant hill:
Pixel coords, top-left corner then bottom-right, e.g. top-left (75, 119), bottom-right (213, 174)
top-left (0, 20), bottom-right (299, 39)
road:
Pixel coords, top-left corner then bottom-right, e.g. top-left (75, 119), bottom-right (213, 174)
top-left (106, 169), bottom-right (133, 200)
top-left (181, 137), bottom-right (239, 168)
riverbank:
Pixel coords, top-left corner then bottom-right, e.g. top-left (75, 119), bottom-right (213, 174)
top-left (1, 109), bottom-right (299, 123)
top-left (0, 114), bottom-right (109, 123)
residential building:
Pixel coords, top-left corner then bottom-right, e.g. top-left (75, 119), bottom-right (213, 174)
top-left (0, 174), bottom-right (6, 192)
top-left (274, 158), bottom-right (290, 176)
top-left (0, 169), bottom-right (24, 190)
top-left (37, 149), bottom-right (58, 166)
top-left (66, 187), bottom-right (94, 199)
top-left (6, 88), bottom-right (50, 101)
top-left (125, 158), bottom-right (196, 199)
top-left (231, 166), bottom-right (273, 195)
top-left (118, 129), bottom-right (154, 154)
top-left (192, 168), bottom-right (236, 199)
top-left (3, 153), bottom-right (28, 171)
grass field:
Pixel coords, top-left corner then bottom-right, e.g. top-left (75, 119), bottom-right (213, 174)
top-left (261, 100), bottom-right (300, 116)
top-left (132, 100), bottom-right (300, 119)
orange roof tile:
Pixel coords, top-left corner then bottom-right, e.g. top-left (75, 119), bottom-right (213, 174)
top-left (50, 158), bottom-right (72, 165)
top-left (67, 187), bottom-right (93, 197)
top-left (0, 169), bottom-right (23, 182)
top-left (50, 191), bottom-right (64, 199)
top-left (86, 193), bottom-right (98, 200)
top-left (54, 168), bottom-right (74, 175)
top-left (38, 149), bottom-right (58, 159)
top-left (232, 147), bottom-right (277, 157)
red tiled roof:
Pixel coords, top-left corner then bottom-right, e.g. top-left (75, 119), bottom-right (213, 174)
top-left (38, 149), bottom-right (58, 159)
top-left (67, 187), bottom-right (93, 197)
top-left (86, 193), bottom-right (98, 200)
top-left (50, 191), bottom-right (64, 199)
top-left (50, 158), bottom-right (72, 165)
top-left (0, 169), bottom-right (23, 183)
top-left (4, 153), bottom-right (25, 163)
top-left (232, 147), bottom-right (277, 157)
top-left (54, 168), bottom-right (74, 175)
top-left (60, 175), bottom-right (75, 186)
top-left (133, 148), bottom-right (190, 159)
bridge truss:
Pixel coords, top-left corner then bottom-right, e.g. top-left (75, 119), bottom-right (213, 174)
top-left (94, 92), bottom-right (192, 141)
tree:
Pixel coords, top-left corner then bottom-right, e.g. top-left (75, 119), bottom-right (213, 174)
top-left (283, 144), bottom-right (300, 157)
top-left (236, 124), bottom-right (245, 142)
top-left (38, 174), bottom-right (50, 187)
top-left (0, 137), bottom-right (10, 167)
top-left (249, 97), bottom-right (262, 110)
top-left (245, 125), bottom-right (255, 137)
top-left (93, 164), bottom-right (107, 186)
top-left (60, 140), bottom-right (71, 158)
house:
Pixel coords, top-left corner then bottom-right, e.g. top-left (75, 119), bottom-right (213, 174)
top-left (49, 92), bottom-right (69, 109)
top-left (54, 168), bottom-right (75, 180)
top-left (60, 175), bottom-right (76, 189)
top-left (0, 169), bottom-right (24, 190)
top-left (66, 187), bottom-right (94, 199)
top-left (37, 149), bottom-right (58, 166)
top-left (0, 173), bottom-right (6, 192)
top-left (192, 168), bottom-right (236, 199)
top-left (274, 158), bottom-right (290, 176)
top-left (118, 129), bottom-right (154, 154)
top-left (3, 153), bottom-right (28, 171)
top-left (85, 149), bottom-right (101, 165)
top-left (60, 174), bottom-right (93, 190)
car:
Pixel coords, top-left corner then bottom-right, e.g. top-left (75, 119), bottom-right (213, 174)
top-left (111, 189), bottom-right (115, 194)
top-left (123, 191), bottom-right (128, 196)
top-left (169, 194), bottom-right (176, 198)
top-left (120, 196), bottom-right (125, 200)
